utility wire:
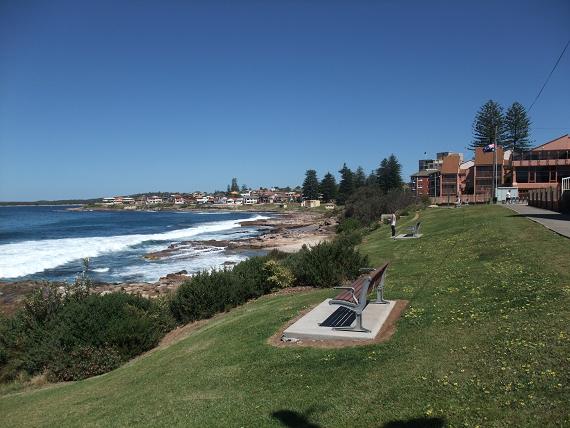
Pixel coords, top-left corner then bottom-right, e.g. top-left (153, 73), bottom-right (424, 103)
top-left (528, 39), bottom-right (570, 112)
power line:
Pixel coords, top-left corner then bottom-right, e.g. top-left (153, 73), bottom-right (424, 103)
top-left (528, 39), bottom-right (570, 113)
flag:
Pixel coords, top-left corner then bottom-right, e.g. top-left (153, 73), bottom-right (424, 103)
top-left (483, 143), bottom-right (495, 153)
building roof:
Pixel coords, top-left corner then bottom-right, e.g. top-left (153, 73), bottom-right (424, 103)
top-left (531, 134), bottom-right (570, 151)
top-left (411, 170), bottom-right (432, 177)
top-left (459, 160), bottom-right (474, 170)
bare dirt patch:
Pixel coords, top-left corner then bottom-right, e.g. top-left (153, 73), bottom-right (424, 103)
top-left (267, 299), bottom-right (409, 349)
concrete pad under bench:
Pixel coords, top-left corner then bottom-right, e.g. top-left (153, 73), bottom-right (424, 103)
top-left (393, 233), bottom-right (423, 239)
top-left (282, 299), bottom-right (396, 341)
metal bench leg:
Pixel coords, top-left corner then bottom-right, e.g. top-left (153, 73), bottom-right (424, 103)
top-left (333, 312), bottom-right (370, 333)
top-left (371, 286), bottom-right (389, 304)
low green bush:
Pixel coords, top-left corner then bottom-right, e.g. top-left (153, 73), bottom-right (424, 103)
top-left (284, 236), bottom-right (368, 288)
top-left (47, 345), bottom-right (122, 382)
top-left (0, 285), bottom-right (174, 382)
top-left (336, 217), bottom-right (362, 234)
top-left (263, 260), bottom-right (294, 289)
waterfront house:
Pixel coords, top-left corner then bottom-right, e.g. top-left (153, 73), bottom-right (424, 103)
top-left (146, 196), bottom-right (163, 205)
top-left (244, 196), bottom-right (258, 205)
top-left (102, 197), bottom-right (115, 205)
top-left (172, 195), bottom-right (186, 205)
top-left (301, 199), bottom-right (320, 208)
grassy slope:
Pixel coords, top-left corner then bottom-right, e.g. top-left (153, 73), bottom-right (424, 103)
top-left (1, 206), bottom-right (569, 427)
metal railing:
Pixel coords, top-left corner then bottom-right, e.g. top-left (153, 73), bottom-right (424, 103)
top-left (512, 150), bottom-right (570, 161)
top-left (563, 177), bottom-right (570, 194)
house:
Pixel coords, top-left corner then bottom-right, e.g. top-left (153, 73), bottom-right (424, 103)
top-left (146, 196), bottom-right (163, 205)
top-left (301, 199), bottom-right (320, 208)
top-left (172, 195), bottom-right (186, 205)
top-left (102, 197), bottom-right (115, 205)
top-left (243, 196), bottom-right (258, 205)
top-left (511, 134), bottom-right (570, 199)
top-left (195, 197), bottom-right (208, 204)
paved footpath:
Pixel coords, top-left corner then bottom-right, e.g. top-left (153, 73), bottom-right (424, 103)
top-left (505, 204), bottom-right (570, 239)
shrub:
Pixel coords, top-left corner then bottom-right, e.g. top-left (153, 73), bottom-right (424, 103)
top-left (47, 345), bottom-right (122, 382)
top-left (263, 260), bottom-right (295, 289)
top-left (336, 217), bottom-right (362, 234)
top-left (170, 270), bottom-right (244, 324)
top-left (0, 288), bottom-right (174, 382)
top-left (285, 237), bottom-right (368, 288)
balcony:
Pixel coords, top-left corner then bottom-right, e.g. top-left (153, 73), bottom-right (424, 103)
top-left (512, 150), bottom-right (570, 167)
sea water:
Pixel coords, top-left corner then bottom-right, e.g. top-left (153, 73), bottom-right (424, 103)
top-left (0, 206), bottom-right (270, 283)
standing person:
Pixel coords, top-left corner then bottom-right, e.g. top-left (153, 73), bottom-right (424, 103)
top-left (390, 213), bottom-right (397, 238)
top-left (506, 190), bottom-right (511, 204)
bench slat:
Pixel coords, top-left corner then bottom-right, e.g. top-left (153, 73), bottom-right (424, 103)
top-left (332, 263), bottom-right (389, 303)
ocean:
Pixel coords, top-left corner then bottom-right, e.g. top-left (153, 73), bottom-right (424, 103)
top-left (0, 206), bottom-right (271, 283)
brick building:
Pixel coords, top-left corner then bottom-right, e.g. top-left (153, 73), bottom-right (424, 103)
top-left (511, 135), bottom-right (570, 199)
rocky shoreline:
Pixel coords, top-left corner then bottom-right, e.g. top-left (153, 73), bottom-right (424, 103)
top-left (0, 210), bottom-right (337, 316)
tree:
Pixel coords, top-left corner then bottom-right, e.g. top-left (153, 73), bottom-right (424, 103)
top-left (302, 170), bottom-right (320, 200)
top-left (504, 102), bottom-right (532, 151)
top-left (240, 184), bottom-right (248, 192)
top-left (354, 166), bottom-right (366, 189)
top-left (337, 164), bottom-right (354, 205)
top-left (319, 172), bottom-right (338, 202)
top-left (376, 154), bottom-right (403, 192)
top-left (365, 170), bottom-right (377, 186)
top-left (230, 178), bottom-right (239, 192)
top-left (470, 100), bottom-right (506, 150)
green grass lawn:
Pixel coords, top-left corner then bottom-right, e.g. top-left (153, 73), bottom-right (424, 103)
top-left (1, 205), bottom-right (569, 427)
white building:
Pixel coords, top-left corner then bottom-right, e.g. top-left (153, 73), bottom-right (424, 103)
top-left (146, 196), bottom-right (163, 205)
top-left (244, 196), bottom-right (258, 205)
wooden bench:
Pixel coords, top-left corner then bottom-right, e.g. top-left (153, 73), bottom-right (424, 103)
top-left (328, 263), bottom-right (389, 333)
top-left (406, 221), bottom-right (422, 237)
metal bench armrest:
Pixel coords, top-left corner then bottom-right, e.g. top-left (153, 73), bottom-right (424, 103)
top-left (333, 286), bottom-right (358, 304)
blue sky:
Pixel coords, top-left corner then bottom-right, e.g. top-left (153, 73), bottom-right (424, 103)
top-left (0, 0), bottom-right (569, 201)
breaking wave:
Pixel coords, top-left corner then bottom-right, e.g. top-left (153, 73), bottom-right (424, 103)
top-left (0, 215), bottom-right (269, 279)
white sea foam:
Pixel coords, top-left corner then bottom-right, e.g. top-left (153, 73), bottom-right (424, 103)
top-left (0, 215), bottom-right (269, 279)
top-left (112, 252), bottom-right (248, 282)
top-left (92, 267), bottom-right (110, 273)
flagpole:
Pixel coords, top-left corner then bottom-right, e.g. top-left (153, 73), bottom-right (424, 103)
top-left (493, 125), bottom-right (497, 203)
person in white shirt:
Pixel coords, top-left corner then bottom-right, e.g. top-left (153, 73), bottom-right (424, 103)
top-left (390, 213), bottom-right (396, 238)
top-left (506, 190), bottom-right (511, 204)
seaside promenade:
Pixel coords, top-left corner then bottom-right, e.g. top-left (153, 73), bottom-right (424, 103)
top-left (505, 204), bottom-right (570, 239)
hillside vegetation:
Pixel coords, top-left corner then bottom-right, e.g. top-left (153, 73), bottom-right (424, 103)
top-left (1, 205), bottom-right (569, 427)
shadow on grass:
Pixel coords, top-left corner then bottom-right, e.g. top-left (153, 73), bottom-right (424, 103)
top-left (382, 416), bottom-right (446, 428)
top-left (271, 408), bottom-right (322, 428)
